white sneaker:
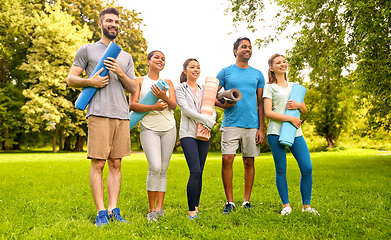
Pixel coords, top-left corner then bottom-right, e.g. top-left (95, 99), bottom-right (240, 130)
top-left (302, 207), bottom-right (320, 216)
top-left (281, 206), bottom-right (292, 215)
top-left (147, 210), bottom-right (158, 222)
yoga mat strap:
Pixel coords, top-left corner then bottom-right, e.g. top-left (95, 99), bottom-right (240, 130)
top-left (129, 79), bottom-right (170, 130)
top-left (278, 84), bottom-right (307, 147)
top-left (75, 41), bottom-right (122, 110)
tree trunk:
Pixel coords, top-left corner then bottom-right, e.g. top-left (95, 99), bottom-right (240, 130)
top-left (52, 127), bottom-right (58, 153)
top-left (1, 127), bottom-right (11, 150)
top-left (73, 134), bottom-right (86, 152)
top-left (327, 136), bottom-right (334, 149)
top-left (1, 58), bottom-right (7, 84)
top-left (59, 129), bottom-right (64, 150)
top-left (63, 136), bottom-right (71, 151)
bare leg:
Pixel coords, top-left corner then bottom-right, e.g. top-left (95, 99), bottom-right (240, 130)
top-left (107, 158), bottom-right (122, 214)
top-left (243, 157), bottom-right (254, 202)
top-left (90, 159), bottom-right (106, 214)
top-left (148, 191), bottom-right (157, 212)
top-left (155, 192), bottom-right (165, 212)
top-left (222, 154), bottom-right (235, 202)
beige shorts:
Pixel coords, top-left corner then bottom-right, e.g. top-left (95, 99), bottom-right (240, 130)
top-left (220, 127), bottom-right (260, 157)
top-left (87, 116), bottom-right (131, 160)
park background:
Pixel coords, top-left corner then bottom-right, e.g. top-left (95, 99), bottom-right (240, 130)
top-left (0, 0), bottom-right (390, 239)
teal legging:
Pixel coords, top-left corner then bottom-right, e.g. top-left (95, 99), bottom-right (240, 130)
top-left (267, 134), bottom-right (313, 205)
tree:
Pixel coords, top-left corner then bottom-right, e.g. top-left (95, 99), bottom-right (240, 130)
top-left (46, 0), bottom-right (148, 151)
top-left (44, 0), bottom-right (148, 77)
top-left (225, 0), bottom-right (391, 147)
top-left (283, 2), bottom-right (353, 149)
top-left (0, 0), bottom-right (33, 150)
top-left (19, 4), bottom-right (91, 152)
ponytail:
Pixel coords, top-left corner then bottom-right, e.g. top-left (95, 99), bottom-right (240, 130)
top-left (180, 72), bottom-right (187, 83)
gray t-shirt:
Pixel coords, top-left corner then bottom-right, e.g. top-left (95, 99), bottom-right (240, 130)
top-left (73, 41), bottom-right (136, 119)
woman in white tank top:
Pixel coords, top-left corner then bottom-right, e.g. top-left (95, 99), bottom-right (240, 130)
top-left (129, 50), bottom-right (177, 222)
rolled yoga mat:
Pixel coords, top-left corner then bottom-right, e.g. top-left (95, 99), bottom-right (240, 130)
top-left (129, 79), bottom-right (170, 130)
top-left (196, 77), bottom-right (219, 141)
top-left (217, 88), bottom-right (242, 104)
top-left (75, 41), bottom-right (122, 110)
top-left (279, 84), bottom-right (307, 147)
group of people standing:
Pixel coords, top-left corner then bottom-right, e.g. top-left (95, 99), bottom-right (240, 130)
top-left (66, 7), bottom-right (319, 227)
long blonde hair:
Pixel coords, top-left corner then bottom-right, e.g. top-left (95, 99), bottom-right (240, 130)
top-left (268, 53), bottom-right (287, 84)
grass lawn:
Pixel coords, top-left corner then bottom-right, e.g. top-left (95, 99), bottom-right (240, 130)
top-left (0, 148), bottom-right (390, 239)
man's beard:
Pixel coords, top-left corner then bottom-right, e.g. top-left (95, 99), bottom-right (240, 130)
top-left (103, 26), bottom-right (118, 40)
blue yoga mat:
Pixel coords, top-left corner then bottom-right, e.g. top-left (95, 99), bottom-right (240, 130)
top-left (279, 84), bottom-right (307, 147)
top-left (129, 79), bottom-right (170, 130)
top-left (75, 41), bottom-right (122, 110)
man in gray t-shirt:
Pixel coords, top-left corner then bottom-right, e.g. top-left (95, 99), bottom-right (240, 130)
top-left (67, 7), bottom-right (137, 227)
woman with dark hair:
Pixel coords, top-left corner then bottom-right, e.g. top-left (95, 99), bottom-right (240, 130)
top-left (175, 58), bottom-right (216, 219)
top-left (263, 53), bottom-right (319, 216)
top-left (129, 50), bottom-right (177, 222)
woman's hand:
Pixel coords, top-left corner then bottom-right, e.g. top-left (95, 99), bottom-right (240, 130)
top-left (153, 100), bottom-right (168, 111)
top-left (286, 100), bottom-right (301, 110)
top-left (151, 84), bottom-right (168, 101)
top-left (289, 116), bottom-right (302, 129)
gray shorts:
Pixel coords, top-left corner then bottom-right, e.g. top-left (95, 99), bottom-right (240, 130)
top-left (220, 127), bottom-right (260, 157)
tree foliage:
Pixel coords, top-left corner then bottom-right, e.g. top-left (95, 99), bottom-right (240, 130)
top-left (19, 3), bottom-right (91, 152)
top-left (0, 0), bottom-right (34, 149)
top-left (0, 0), bottom-right (149, 151)
top-left (226, 0), bottom-right (391, 147)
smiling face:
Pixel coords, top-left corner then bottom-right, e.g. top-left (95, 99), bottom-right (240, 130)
top-left (147, 51), bottom-right (165, 72)
top-left (234, 39), bottom-right (252, 61)
top-left (99, 13), bottom-right (120, 40)
top-left (270, 56), bottom-right (287, 75)
top-left (183, 60), bottom-right (200, 82)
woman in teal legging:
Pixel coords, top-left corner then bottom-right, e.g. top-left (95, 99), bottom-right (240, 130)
top-left (263, 53), bottom-right (319, 216)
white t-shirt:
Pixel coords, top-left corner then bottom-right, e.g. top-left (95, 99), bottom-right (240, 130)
top-left (263, 82), bottom-right (303, 137)
top-left (139, 75), bottom-right (175, 131)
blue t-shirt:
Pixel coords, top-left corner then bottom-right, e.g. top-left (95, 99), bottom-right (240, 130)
top-left (216, 64), bottom-right (265, 128)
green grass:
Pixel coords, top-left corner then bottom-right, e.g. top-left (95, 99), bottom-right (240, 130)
top-left (0, 149), bottom-right (390, 239)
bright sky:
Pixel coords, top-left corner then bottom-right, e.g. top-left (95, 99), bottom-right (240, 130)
top-left (117, 0), bottom-right (293, 86)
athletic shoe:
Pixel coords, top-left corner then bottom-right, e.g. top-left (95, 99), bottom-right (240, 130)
top-left (147, 210), bottom-right (158, 222)
top-left (281, 206), bottom-right (292, 216)
top-left (95, 210), bottom-right (110, 227)
top-left (222, 202), bottom-right (236, 214)
top-left (242, 202), bottom-right (251, 210)
top-left (109, 208), bottom-right (129, 223)
top-left (156, 209), bottom-right (165, 217)
top-left (188, 215), bottom-right (199, 220)
top-left (302, 207), bottom-right (320, 216)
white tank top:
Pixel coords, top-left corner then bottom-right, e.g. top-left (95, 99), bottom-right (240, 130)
top-left (139, 75), bottom-right (175, 131)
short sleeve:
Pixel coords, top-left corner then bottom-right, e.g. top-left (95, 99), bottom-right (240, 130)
top-left (258, 71), bottom-right (265, 89)
top-left (216, 68), bottom-right (226, 87)
top-left (73, 45), bottom-right (88, 69)
top-left (263, 84), bottom-right (273, 99)
top-left (124, 54), bottom-right (136, 80)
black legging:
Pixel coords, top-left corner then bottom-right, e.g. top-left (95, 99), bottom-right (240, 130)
top-left (180, 137), bottom-right (210, 211)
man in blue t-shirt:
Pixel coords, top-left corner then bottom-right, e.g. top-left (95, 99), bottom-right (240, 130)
top-left (215, 37), bottom-right (265, 214)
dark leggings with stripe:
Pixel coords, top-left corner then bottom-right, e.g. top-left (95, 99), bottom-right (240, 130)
top-left (180, 137), bottom-right (210, 211)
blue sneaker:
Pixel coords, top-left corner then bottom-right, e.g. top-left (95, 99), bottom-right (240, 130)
top-left (109, 208), bottom-right (129, 223)
top-left (242, 201), bottom-right (251, 210)
top-left (95, 210), bottom-right (110, 227)
top-left (188, 215), bottom-right (199, 220)
top-left (222, 202), bottom-right (236, 214)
